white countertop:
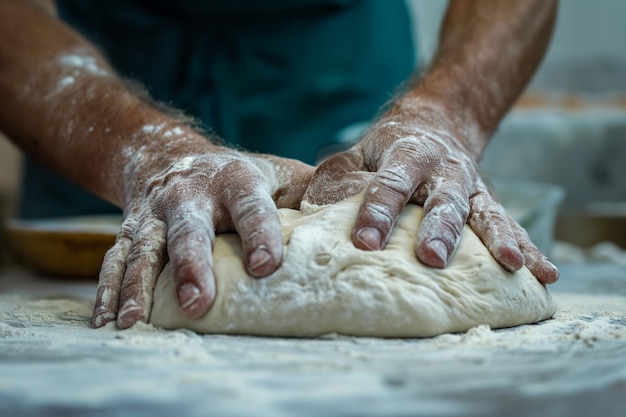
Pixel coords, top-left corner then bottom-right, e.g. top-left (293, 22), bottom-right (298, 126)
top-left (0, 263), bottom-right (625, 417)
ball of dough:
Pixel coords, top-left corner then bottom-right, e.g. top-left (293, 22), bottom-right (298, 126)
top-left (149, 195), bottom-right (556, 337)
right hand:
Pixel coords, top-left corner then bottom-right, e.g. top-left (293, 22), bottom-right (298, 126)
top-left (92, 128), bottom-right (314, 329)
top-left (303, 108), bottom-right (559, 285)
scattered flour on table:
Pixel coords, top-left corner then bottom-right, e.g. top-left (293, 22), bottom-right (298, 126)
top-left (1, 293), bottom-right (623, 353)
top-left (1, 292), bottom-right (626, 409)
top-left (0, 296), bottom-right (216, 365)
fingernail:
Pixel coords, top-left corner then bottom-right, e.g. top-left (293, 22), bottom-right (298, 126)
top-left (544, 260), bottom-right (560, 283)
top-left (249, 246), bottom-right (272, 272)
top-left (178, 282), bottom-right (202, 311)
top-left (498, 246), bottom-right (525, 272)
top-left (428, 239), bottom-right (449, 264)
top-left (93, 311), bottom-right (116, 328)
top-left (356, 227), bottom-right (382, 250)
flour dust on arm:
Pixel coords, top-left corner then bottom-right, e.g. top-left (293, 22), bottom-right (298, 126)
top-left (0, 1), bottom-right (317, 331)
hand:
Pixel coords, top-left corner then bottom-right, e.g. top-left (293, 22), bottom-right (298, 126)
top-left (93, 129), bottom-right (314, 329)
top-left (303, 107), bottom-right (559, 284)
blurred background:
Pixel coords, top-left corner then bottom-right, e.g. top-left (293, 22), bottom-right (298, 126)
top-left (1, 0), bottom-right (625, 269)
top-left (410, 0), bottom-right (626, 268)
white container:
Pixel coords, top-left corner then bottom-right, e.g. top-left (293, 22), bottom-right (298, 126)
top-left (493, 179), bottom-right (566, 256)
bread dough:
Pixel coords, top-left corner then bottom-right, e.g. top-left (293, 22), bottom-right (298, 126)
top-left (149, 195), bottom-right (556, 337)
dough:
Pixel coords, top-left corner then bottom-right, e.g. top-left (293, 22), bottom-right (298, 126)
top-left (150, 195), bottom-right (556, 338)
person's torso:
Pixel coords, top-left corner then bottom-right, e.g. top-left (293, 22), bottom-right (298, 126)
top-left (21, 0), bottom-right (416, 218)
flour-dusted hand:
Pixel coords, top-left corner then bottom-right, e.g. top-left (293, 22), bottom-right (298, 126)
top-left (304, 0), bottom-right (560, 286)
top-left (304, 105), bottom-right (559, 285)
top-left (0, 1), bottom-right (314, 330)
top-left (93, 127), bottom-right (314, 329)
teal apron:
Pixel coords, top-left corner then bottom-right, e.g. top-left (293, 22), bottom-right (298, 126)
top-left (20, 0), bottom-right (416, 218)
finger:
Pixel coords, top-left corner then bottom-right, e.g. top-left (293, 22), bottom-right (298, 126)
top-left (254, 155), bottom-right (316, 208)
top-left (507, 214), bottom-right (560, 284)
top-left (415, 185), bottom-right (470, 268)
top-left (93, 217), bottom-right (136, 328)
top-left (468, 194), bottom-right (524, 272)
top-left (303, 150), bottom-right (369, 206)
top-left (226, 185), bottom-right (284, 278)
top-left (353, 161), bottom-right (417, 251)
top-left (166, 201), bottom-right (217, 319)
top-left (116, 218), bottom-right (168, 329)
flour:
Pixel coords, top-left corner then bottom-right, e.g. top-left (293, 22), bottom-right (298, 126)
top-left (45, 51), bottom-right (109, 101)
top-left (0, 296), bottom-right (215, 365)
top-left (44, 49), bottom-right (111, 105)
top-left (58, 50), bottom-right (110, 77)
top-left (1, 288), bottom-right (626, 416)
top-left (2, 293), bottom-right (624, 358)
top-left (141, 123), bottom-right (166, 135)
top-left (56, 76), bottom-right (75, 90)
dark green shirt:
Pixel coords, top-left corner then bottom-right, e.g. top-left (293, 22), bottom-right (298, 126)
top-left (20, 0), bottom-right (416, 218)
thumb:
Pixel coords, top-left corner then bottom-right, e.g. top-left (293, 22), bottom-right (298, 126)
top-left (252, 154), bottom-right (316, 208)
top-left (303, 149), bottom-right (370, 206)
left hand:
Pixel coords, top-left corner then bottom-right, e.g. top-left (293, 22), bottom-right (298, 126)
top-left (303, 107), bottom-right (559, 284)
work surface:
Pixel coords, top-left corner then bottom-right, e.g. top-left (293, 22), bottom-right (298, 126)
top-left (1, 263), bottom-right (625, 417)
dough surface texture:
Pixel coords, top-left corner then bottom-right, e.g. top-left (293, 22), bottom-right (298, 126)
top-left (150, 195), bottom-right (556, 337)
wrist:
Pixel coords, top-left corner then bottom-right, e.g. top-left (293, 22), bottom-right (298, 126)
top-left (104, 109), bottom-right (216, 208)
top-left (41, 78), bottom-right (212, 207)
top-left (386, 92), bottom-right (488, 161)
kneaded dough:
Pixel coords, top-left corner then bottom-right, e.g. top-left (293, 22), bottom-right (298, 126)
top-left (150, 195), bottom-right (556, 338)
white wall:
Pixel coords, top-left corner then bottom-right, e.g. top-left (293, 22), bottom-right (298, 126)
top-left (407, 0), bottom-right (626, 92)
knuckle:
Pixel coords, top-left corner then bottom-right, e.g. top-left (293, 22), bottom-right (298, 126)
top-left (117, 217), bottom-right (138, 241)
top-left (513, 223), bottom-right (534, 248)
top-left (223, 157), bottom-right (254, 173)
top-left (127, 222), bottom-right (167, 266)
top-left (143, 175), bottom-right (166, 197)
top-left (99, 240), bottom-right (131, 283)
top-left (144, 156), bottom-right (201, 193)
top-left (390, 135), bottom-right (444, 163)
top-left (232, 193), bottom-right (269, 219)
top-left (419, 205), bottom-right (466, 244)
top-left (426, 190), bottom-right (470, 220)
top-left (363, 202), bottom-right (396, 230)
top-left (219, 158), bottom-right (262, 185)
top-left (468, 194), bottom-right (505, 225)
top-left (120, 276), bottom-right (145, 300)
top-left (100, 252), bottom-right (124, 281)
top-left (437, 216), bottom-right (464, 242)
top-left (242, 227), bottom-right (267, 244)
top-left (167, 212), bottom-right (212, 245)
top-left (469, 207), bottom-right (504, 226)
top-left (126, 242), bottom-right (162, 267)
top-left (237, 214), bottom-right (276, 239)
top-left (373, 166), bottom-right (413, 197)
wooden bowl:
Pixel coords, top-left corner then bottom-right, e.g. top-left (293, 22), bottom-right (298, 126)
top-left (3, 215), bottom-right (121, 279)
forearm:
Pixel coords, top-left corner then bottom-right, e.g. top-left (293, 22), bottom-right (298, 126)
top-left (393, 0), bottom-right (557, 160)
top-left (0, 0), bottom-right (208, 207)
